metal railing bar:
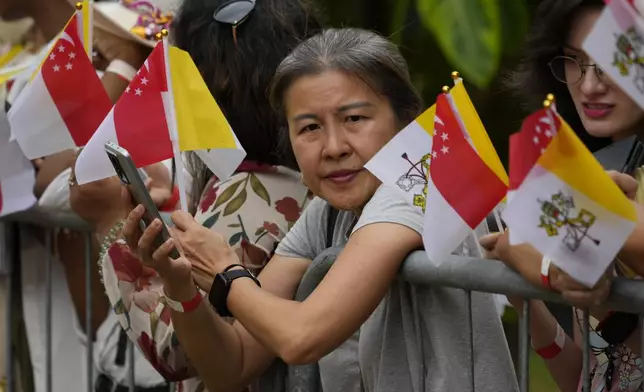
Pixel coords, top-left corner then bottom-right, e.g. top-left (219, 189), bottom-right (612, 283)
top-left (400, 251), bottom-right (644, 314)
top-left (128, 339), bottom-right (135, 392)
top-left (85, 232), bottom-right (93, 392)
top-left (3, 209), bottom-right (90, 232)
top-left (45, 230), bottom-right (52, 392)
top-left (518, 300), bottom-right (530, 392)
top-left (4, 224), bottom-right (15, 392)
top-left (581, 311), bottom-right (591, 392)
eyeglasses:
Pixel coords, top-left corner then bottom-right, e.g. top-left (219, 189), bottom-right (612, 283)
top-left (213, 0), bottom-right (256, 46)
top-left (548, 55), bottom-right (613, 85)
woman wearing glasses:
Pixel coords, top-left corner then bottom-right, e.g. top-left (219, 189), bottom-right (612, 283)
top-left (483, 1), bottom-right (644, 391)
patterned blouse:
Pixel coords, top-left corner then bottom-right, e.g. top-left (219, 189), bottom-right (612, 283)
top-left (99, 162), bottom-right (311, 392)
top-left (578, 262), bottom-right (642, 392)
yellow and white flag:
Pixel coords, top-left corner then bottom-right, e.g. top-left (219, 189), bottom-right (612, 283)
top-left (502, 107), bottom-right (637, 287)
top-left (365, 77), bottom-right (508, 263)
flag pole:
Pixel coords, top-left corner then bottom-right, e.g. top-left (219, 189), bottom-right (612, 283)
top-left (75, 1), bottom-right (93, 58)
top-left (87, 0), bottom-right (93, 57)
top-left (160, 30), bottom-right (189, 212)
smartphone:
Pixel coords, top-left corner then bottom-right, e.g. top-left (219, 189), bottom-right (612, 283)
top-left (104, 141), bottom-right (180, 259)
top-left (593, 135), bottom-right (644, 175)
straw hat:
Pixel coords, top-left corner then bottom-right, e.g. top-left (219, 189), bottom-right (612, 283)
top-left (68, 0), bottom-right (181, 48)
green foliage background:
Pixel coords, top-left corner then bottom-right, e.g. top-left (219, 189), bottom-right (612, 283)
top-left (318, 0), bottom-right (544, 166)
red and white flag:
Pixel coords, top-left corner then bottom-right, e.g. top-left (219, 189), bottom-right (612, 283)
top-left (507, 110), bottom-right (558, 202)
top-left (422, 94), bottom-right (507, 262)
top-left (506, 109), bottom-right (559, 244)
top-left (7, 11), bottom-right (111, 159)
top-left (75, 43), bottom-right (173, 184)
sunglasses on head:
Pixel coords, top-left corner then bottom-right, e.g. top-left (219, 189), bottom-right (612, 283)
top-left (213, 0), bottom-right (256, 46)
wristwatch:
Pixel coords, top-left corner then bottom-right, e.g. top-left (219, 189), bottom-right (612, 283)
top-left (209, 264), bottom-right (261, 317)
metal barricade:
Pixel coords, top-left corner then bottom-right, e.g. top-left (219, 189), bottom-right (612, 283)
top-left (2, 207), bottom-right (644, 392)
top-left (1, 208), bottom-right (137, 392)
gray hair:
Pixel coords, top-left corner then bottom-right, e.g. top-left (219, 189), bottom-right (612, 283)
top-left (269, 28), bottom-right (423, 128)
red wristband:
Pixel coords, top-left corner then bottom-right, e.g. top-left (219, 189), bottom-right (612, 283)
top-left (163, 289), bottom-right (202, 313)
top-left (160, 185), bottom-right (180, 212)
top-left (541, 257), bottom-right (552, 289)
top-left (533, 324), bottom-right (566, 359)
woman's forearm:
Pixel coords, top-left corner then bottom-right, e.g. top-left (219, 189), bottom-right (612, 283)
top-left (227, 278), bottom-right (313, 364)
top-left (165, 283), bottom-right (247, 392)
top-left (100, 71), bottom-right (131, 104)
top-left (616, 203), bottom-right (644, 276)
top-left (514, 300), bottom-right (582, 392)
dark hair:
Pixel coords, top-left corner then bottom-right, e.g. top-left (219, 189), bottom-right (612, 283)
top-left (269, 28), bottom-right (423, 150)
top-left (509, 0), bottom-right (610, 152)
top-left (171, 0), bottom-right (322, 211)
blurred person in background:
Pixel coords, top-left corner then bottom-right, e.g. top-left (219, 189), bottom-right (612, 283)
top-left (69, 0), bottom-right (322, 390)
top-left (487, 1), bottom-right (644, 391)
top-left (0, 0), bottom-right (175, 390)
top-left (0, 14), bottom-right (39, 392)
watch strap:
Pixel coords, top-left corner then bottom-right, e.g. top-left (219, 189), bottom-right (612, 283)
top-left (164, 289), bottom-right (202, 313)
top-left (209, 265), bottom-right (261, 317)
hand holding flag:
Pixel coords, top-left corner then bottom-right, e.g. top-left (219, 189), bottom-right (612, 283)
top-left (502, 97), bottom-right (637, 287)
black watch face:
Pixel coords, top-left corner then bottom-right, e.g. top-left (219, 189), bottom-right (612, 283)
top-left (208, 273), bottom-right (229, 312)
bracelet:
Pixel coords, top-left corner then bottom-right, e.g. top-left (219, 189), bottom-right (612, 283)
top-left (163, 289), bottom-right (202, 313)
top-left (106, 59), bottom-right (137, 82)
top-left (541, 257), bottom-right (552, 289)
top-left (532, 323), bottom-right (566, 359)
top-left (97, 221), bottom-right (125, 285)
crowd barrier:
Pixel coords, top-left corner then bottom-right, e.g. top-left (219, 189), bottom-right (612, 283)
top-left (1, 207), bottom-right (643, 392)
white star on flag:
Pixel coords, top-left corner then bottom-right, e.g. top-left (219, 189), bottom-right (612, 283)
top-left (432, 116), bottom-right (452, 158)
top-left (48, 33), bottom-right (78, 76)
top-left (141, 77), bottom-right (149, 85)
top-left (135, 88), bottom-right (142, 96)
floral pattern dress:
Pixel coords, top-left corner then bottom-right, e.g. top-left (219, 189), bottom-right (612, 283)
top-left (580, 262), bottom-right (642, 392)
top-left (99, 162), bottom-right (311, 392)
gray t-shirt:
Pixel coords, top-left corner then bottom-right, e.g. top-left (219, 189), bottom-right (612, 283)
top-left (276, 185), bottom-right (518, 392)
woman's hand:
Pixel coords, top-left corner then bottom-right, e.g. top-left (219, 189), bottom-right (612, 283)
top-left (69, 150), bottom-right (128, 233)
top-left (549, 267), bottom-right (612, 309)
top-left (479, 230), bottom-right (612, 308)
top-left (170, 211), bottom-right (241, 280)
top-left (122, 206), bottom-right (226, 298)
top-left (606, 170), bottom-right (638, 200)
top-left (122, 205), bottom-right (196, 296)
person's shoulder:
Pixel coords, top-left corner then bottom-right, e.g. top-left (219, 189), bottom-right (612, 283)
top-left (353, 184), bottom-right (423, 236)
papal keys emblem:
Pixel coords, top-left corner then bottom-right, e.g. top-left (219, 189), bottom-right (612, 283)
top-left (396, 153), bottom-right (431, 212)
top-left (613, 26), bottom-right (644, 93)
top-left (537, 191), bottom-right (600, 252)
